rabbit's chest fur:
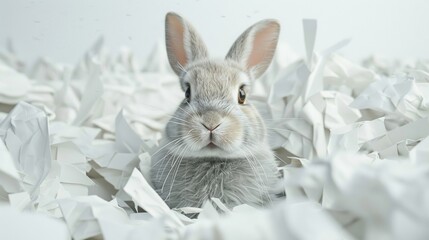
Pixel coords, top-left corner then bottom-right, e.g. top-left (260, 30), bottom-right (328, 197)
top-left (151, 151), bottom-right (279, 208)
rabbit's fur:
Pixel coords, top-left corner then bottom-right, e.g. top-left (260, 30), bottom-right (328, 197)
top-left (150, 12), bottom-right (281, 208)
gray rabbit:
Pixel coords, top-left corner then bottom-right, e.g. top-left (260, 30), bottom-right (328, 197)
top-left (150, 12), bottom-right (281, 209)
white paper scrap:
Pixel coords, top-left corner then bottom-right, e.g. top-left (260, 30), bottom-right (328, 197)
top-left (0, 139), bottom-right (21, 194)
top-left (0, 102), bottom-right (51, 200)
top-left (0, 205), bottom-right (69, 240)
top-left (123, 168), bottom-right (183, 228)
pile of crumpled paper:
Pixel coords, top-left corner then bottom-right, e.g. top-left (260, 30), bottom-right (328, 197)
top-left (1, 20), bottom-right (429, 240)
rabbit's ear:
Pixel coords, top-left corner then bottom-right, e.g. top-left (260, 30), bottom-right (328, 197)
top-left (226, 20), bottom-right (280, 79)
top-left (165, 12), bottom-right (208, 76)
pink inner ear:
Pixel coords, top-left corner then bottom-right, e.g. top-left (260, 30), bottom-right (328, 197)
top-left (247, 22), bottom-right (278, 69)
top-left (167, 16), bottom-right (187, 67)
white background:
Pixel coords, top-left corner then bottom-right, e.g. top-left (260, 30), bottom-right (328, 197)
top-left (1, 0), bottom-right (428, 65)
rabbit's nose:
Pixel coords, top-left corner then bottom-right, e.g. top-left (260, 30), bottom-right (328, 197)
top-left (201, 122), bottom-right (221, 132)
top-left (201, 111), bottom-right (222, 132)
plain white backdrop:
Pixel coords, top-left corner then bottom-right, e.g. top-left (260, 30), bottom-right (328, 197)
top-left (1, 0), bottom-right (428, 65)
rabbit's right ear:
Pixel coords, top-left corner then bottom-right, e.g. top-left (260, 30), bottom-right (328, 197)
top-left (165, 12), bottom-right (208, 76)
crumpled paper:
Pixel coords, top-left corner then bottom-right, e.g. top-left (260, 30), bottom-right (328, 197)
top-left (0, 205), bottom-right (69, 240)
top-left (283, 152), bottom-right (429, 240)
top-left (1, 18), bottom-right (429, 240)
top-left (0, 64), bottom-right (30, 105)
top-left (0, 102), bottom-right (51, 201)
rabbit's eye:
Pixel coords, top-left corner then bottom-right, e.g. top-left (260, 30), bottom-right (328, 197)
top-left (238, 86), bottom-right (246, 104)
top-left (185, 86), bottom-right (191, 102)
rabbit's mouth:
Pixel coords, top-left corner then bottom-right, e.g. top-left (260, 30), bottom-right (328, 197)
top-left (206, 142), bottom-right (218, 149)
top-left (201, 141), bottom-right (222, 151)
top-left (181, 138), bottom-right (246, 159)
top-left (197, 143), bottom-right (235, 158)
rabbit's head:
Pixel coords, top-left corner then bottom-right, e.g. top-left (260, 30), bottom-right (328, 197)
top-left (164, 12), bottom-right (280, 159)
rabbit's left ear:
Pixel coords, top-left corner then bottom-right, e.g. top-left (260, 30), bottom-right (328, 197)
top-left (225, 20), bottom-right (280, 79)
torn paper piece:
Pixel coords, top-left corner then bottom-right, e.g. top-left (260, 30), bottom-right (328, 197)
top-left (409, 135), bottom-right (429, 166)
top-left (362, 117), bottom-right (429, 158)
top-left (123, 168), bottom-right (183, 228)
top-left (351, 73), bottom-right (429, 124)
top-left (0, 205), bottom-right (69, 240)
top-left (185, 201), bottom-right (353, 240)
top-left (0, 64), bottom-right (30, 104)
top-left (324, 54), bottom-right (376, 96)
top-left (58, 196), bottom-right (129, 240)
top-left (328, 117), bottom-right (386, 154)
top-left (98, 217), bottom-right (166, 240)
top-left (0, 102), bottom-right (51, 200)
top-left (115, 109), bottom-right (143, 153)
top-left (0, 139), bottom-right (22, 196)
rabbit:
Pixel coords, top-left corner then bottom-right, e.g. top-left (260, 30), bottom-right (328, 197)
top-left (150, 12), bottom-right (281, 209)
